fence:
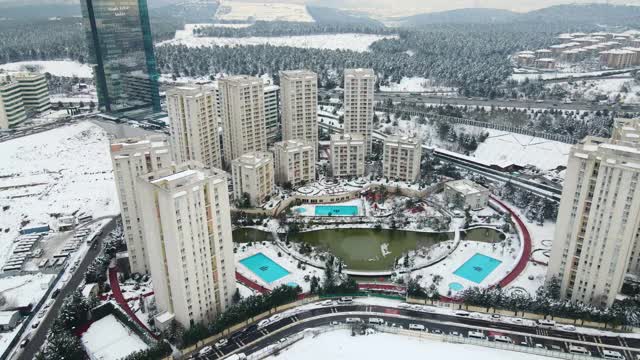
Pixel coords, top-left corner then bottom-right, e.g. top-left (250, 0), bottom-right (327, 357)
top-left (374, 106), bottom-right (577, 144)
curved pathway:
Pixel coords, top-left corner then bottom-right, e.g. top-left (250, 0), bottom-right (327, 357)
top-left (108, 266), bottom-right (158, 339)
top-left (489, 196), bottom-right (533, 288)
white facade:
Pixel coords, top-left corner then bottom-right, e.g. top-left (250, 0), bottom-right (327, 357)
top-left (273, 139), bottom-right (315, 187)
top-left (166, 85), bottom-right (222, 170)
top-left (330, 133), bottom-right (365, 178)
top-left (231, 152), bottom-right (275, 207)
top-left (444, 179), bottom-right (489, 210)
top-left (0, 72), bottom-right (49, 129)
top-left (219, 76), bottom-right (267, 165)
top-left (138, 162), bottom-right (235, 327)
top-left (343, 68), bottom-right (375, 153)
top-left (110, 135), bottom-right (172, 274)
top-left (280, 70), bottom-right (318, 146)
top-left (264, 85), bottom-right (280, 144)
top-left (548, 118), bottom-right (640, 307)
top-left (383, 136), bottom-right (422, 182)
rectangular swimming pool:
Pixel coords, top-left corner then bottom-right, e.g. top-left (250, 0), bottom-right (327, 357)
top-left (453, 253), bottom-right (502, 284)
top-left (240, 253), bottom-right (290, 283)
top-left (315, 205), bottom-right (359, 216)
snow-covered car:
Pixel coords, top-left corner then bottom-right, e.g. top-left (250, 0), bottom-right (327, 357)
top-left (449, 331), bottom-right (461, 337)
top-left (269, 314), bottom-right (282, 323)
top-left (31, 321), bottom-right (40, 329)
top-left (535, 343), bottom-right (546, 349)
top-left (319, 300), bottom-right (333, 306)
top-left (345, 317), bottom-right (361, 323)
top-left (560, 325), bottom-right (576, 332)
top-left (330, 321), bottom-right (340, 326)
top-left (257, 319), bottom-right (270, 329)
top-left (432, 329), bottom-right (443, 335)
top-left (199, 346), bottom-right (213, 355)
top-left (278, 337), bottom-right (288, 344)
top-left (37, 311), bottom-right (45, 319)
top-left (214, 338), bottom-right (228, 349)
top-left (397, 303), bottom-right (410, 309)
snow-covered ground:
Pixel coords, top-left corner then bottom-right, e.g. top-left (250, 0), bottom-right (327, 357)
top-left (267, 329), bottom-right (551, 360)
top-left (380, 77), bottom-right (457, 94)
top-left (81, 314), bottom-right (149, 360)
top-left (473, 129), bottom-right (571, 170)
top-left (0, 121), bottom-right (119, 267)
top-left (215, 1), bottom-right (314, 23)
top-left (510, 69), bottom-right (626, 82)
top-left (160, 27), bottom-right (396, 52)
top-left (548, 77), bottom-right (640, 104)
top-left (0, 60), bottom-right (92, 78)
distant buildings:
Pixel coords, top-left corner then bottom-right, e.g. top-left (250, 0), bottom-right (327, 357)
top-left (0, 72), bottom-right (50, 129)
top-left (444, 179), bottom-right (490, 210)
top-left (330, 133), bottom-right (365, 178)
top-left (519, 32), bottom-right (640, 70)
top-left (79, 0), bottom-right (161, 112)
top-left (264, 85), bottom-right (280, 144)
top-left (231, 152), bottom-right (275, 207)
top-left (110, 135), bottom-right (171, 274)
top-left (382, 136), bottom-right (422, 183)
top-left (343, 68), bottom-right (375, 154)
top-left (273, 139), bottom-right (315, 187)
top-left (218, 75), bottom-right (267, 165)
top-left (280, 70), bottom-right (318, 146)
top-left (548, 118), bottom-right (640, 307)
top-left (138, 162), bottom-right (235, 327)
top-left (166, 85), bottom-right (222, 170)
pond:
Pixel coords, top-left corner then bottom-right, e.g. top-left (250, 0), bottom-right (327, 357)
top-left (233, 226), bottom-right (505, 272)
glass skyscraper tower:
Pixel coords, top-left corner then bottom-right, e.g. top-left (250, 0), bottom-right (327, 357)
top-left (80, 0), bottom-right (161, 113)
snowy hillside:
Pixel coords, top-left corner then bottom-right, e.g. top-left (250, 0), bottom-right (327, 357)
top-left (160, 27), bottom-right (396, 52)
top-left (215, 1), bottom-right (314, 23)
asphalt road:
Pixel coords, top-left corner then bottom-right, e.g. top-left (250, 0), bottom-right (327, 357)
top-left (14, 218), bottom-right (117, 360)
top-left (192, 302), bottom-right (640, 360)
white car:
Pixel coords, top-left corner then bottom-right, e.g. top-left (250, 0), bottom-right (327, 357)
top-left (199, 346), bottom-right (213, 356)
top-left (214, 338), bottom-right (228, 349)
top-left (269, 314), bottom-right (282, 323)
top-left (257, 319), bottom-right (270, 329)
top-left (320, 300), bottom-right (333, 306)
top-left (37, 311), bottom-right (45, 319)
top-left (560, 325), bottom-right (576, 332)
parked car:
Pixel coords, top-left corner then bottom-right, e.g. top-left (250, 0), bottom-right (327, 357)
top-left (199, 346), bottom-right (213, 356)
top-left (20, 338), bottom-right (29, 348)
top-left (214, 338), bottom-right (228, 349)
top-left (330, 321), bottom-right (340, 326)
top-left (31, 321), bottom-right (40, 329)
top-left (257, 319), bottom-right (270, 329)
top-left (51, 289), bottom-right (60, 298)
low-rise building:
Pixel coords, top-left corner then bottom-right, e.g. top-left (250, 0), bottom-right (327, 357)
top-left (535, 58), bottom-right (556, 70)
top-left (382, 136), bottom-right (421, 182)
top-left (273, 139), bottom-right (315, 187)
top-left (600, 49), bottom-right (636, 69)
top-left (0, 310), bottom-right (20, 331)
top-left (232, 152), bottom-right (275, 207)
top-left (444, 179), bottom-right (490, 210)
top-left (330, 133), bottom-right (365, 178)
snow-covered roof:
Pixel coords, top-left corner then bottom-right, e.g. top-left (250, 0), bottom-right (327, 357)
top-left (81, 314), bottom-right (149, 360)
top-left (445, 179), bottom-right (488, 196)
top-left (0, 311), bottom-right (19, 326)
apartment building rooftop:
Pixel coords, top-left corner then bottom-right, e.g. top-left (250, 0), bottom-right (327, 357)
top-left (445, 179), bottom-right (488, 196)
top-left (275, 139), bottom-right (314, 152)
top-left (219, 75), bottom-right (262, 85)
top-left (331, 133), bottom-right (365, 144)
top-left (233, 151), bottom-right (272, 168)
top-left (344, 68), bottom-right (375, 78)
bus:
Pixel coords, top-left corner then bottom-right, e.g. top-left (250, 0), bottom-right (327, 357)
top-left (38, 259), bottom-right (49, 268)
top-left (568, 345), bottom-right (590, 356)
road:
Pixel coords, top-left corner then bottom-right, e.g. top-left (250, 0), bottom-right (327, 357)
top-left (192, 301), bottom-right (640, 360)
top-left (374, 93), bottom-right (640, 112)
top-left (14, 218), bottom-right (117, 360)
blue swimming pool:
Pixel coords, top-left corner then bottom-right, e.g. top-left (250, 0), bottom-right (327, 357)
top-left (315, 205), bottom-right (359, 216)
top-left (240, 253), bottom-right (290, 283)
top-left (449, 282), bottom-right (464, 291)
top-left (453, 253), bottom-right (502, 284)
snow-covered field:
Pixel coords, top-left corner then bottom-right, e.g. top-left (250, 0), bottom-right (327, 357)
top-left (473, 129), bottom-right (571, 170)
top-left (160, 27), bottom-right (396, 52)
top-left (548, 77), bottom-right (640, 104)
top-left (81, 314), bottom-right (149, 360)
top-left (215, 1), bottom-right (314, 23)
top-left (380, 77), bottom-right (457, 94)
top-left (267, 329), bottom-right (551, 360)
top-left (0, 60), bottom-right (92, 78)
top-left (0, 121), bottom-right (119, 267)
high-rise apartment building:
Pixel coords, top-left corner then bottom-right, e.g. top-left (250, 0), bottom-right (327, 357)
top-left (80, 0), bottom-right (161, 112)
top-left (166, 85), bottom-right (222, 170)
top-left (0, 73), bottom-right (50, 129)
top-left (218, 76), bottom-right (267, 165)
top-left (382, 136), bottom-right (422, 182)
top-left (279, 70), bottom-right (318, 146)
top-left (343, 68), bottom-right (375, 153)
top-left (273, 139), bottom-right (315, 187)
top-left (264, 85), bottom-right (280, 143)
top-left (231, 152), bottom-right (275, 207)
top-left (110, 135), bottom-right (171, 274)
top-left (547, 118), bottom-right (640, 307)
top-left (138, 162), bottom-right (235, 327)
top-left (330, 134), bottom-right (366, 178)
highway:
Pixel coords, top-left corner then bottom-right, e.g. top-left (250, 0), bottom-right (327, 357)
top-left (190, 300), bottom-right (640, 360)
top-left (14, 218), bottom-right (117, 360)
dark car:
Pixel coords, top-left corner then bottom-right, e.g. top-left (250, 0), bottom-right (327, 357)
top-left (51, 289), bottom-right (60, 298)
top-left (243, 324), bottom-right (258, 334)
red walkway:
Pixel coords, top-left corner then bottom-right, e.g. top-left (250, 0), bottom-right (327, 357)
top-left (108, 266), bottom-right (158, 339)
top-left (490, 196), bottom-right (533, 288)
top-left (236, 272), bottom-right (270, 294)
